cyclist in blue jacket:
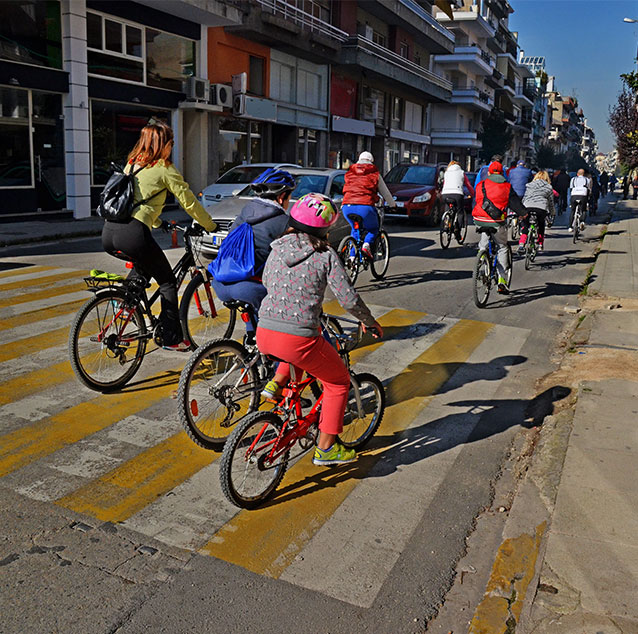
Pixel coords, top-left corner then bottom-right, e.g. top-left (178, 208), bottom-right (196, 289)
top-left (508, 160), bottom-right (533, 198)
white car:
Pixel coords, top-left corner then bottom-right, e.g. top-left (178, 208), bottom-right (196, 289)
top-left (198, 163), bottom-right (297, 205)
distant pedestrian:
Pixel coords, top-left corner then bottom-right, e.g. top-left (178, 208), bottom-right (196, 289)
top-left (552, 169), bottom-right (570, 213)
top-left (632, 172), bottom-right (638, 200)
top-left (599, 172), bottom-right (609, 196)
top-left (623, 175), bottom-right (630, 200)
top-left (610, 173), bottom-right (617, 192)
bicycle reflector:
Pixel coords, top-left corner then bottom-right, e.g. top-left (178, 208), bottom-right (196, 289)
top-left (241, 312), bottom-right (251, 323)
top-left (125, 262), bottom-right (134, 269)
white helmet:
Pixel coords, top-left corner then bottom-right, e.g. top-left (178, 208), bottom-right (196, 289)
top-left (357, 151), bottom-right (374, 164)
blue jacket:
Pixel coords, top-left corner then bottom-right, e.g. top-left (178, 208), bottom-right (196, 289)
top-left (508, 166), bottom-right (533, 197)
top-left (230, 198), bottom-right (289, 271)
top-left (474, 165), bottom-right (509, 188)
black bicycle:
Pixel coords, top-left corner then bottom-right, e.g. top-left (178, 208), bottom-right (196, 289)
top-left (472, 227), bottom-right (513, 308)
top-left (69, 223), bottom-right (236, 392)
top-left (571, 199), bottom-right (586, 244)
top-left (440, 197), bottom-right (468, 249)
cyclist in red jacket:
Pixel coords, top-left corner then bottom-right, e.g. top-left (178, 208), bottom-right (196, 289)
top-left (472, 161), bottom-right (526, 295)
top-left (341, 152), bottom-right (396, 258)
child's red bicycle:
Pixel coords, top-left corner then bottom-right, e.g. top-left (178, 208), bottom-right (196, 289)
top-left (219, 316), bottom-right (385, 509)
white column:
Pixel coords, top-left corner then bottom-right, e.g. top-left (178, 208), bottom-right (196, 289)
top-left (61, 0), bottom-right (91, 219)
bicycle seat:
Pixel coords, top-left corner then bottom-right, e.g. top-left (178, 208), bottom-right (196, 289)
top-left (347, 213), bottom-right (364, 224)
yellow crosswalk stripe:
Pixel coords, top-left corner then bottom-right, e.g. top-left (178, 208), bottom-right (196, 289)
top-left (0, 270), bottom-right (80, 292)
top-left (200, 319), bottom-right (492, 577)
top-left (0, 327), bottom-right (70, 364)
top-left (0, 361), bottom-right (74, 407)
top-left (48, 308), bottom-right (426, 524)
top-left (0, 265), bottom-right (54, 280)
top-left (0, 281), bottom-right (86, 308)
top-left (0, 300), bottom-right (84, 332)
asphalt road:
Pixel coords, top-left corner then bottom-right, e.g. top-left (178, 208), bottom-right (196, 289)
top-left (0, 202), bottom-right (607, 633)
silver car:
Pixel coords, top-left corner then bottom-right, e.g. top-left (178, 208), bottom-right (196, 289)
top-left (199, 167), bottom-right (349, 258)
top-left (198, 163), bottom-right (297, 205)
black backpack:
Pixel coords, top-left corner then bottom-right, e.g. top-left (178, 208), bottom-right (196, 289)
top-left (97, 163), bottom-right (164, 223)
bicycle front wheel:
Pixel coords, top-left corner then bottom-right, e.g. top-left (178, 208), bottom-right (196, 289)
top-left (439, 211), bottom-right (452, 250)
top-left (180, 272), bottom-right (236, 348)
top-left (69, 291), bottom-right (147, 392)
top-left (177, 339), bottom-right (260, 451)
top-left (337, 236), bottom-right (360, 285)
top-left (339, 372), bottom-right (385, 449)
top-left (220, 411), bottom-right (288, 509)
top-left (472, 250), bottom-right (491, 308)
top-left (370, 231), bottom-right (390, 279)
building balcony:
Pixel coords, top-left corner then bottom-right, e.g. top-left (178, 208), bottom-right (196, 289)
top-left (502, 110), bottom-right (516, 123)
top-left (430, 128), bottom-right (482, 149)
top-left (338, 36), bottom-right (452, 103)
top-left (434, 45), bottom-right (494, 75)
top-left (450, 85), bottom-right (493, 111)
top-left (512, 88), bottom-right (533, 107)
top-left (434, 6), bottom-right (497, 38)
top-left (485, 67), bottom-right (504, 89)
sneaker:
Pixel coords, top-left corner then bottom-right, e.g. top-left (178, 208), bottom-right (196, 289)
top-left (261, 380), bottom-right (282, 400)
top-left (361, 242), bottom-right (372, 259)
top-left (162, 340), bottom-right (191, 352)
top-left (580, 222), bottom-right (585, 231)
top-left (312, 442), bottom-right (356, 466)
top-left (497, 277), bottom-right (510, 295)
top-left (568, 227), bottom-right (573, 233)
top-left (517, 243), bottom-right (526, 254)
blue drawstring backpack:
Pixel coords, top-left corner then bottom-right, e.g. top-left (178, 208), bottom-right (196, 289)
top-left (208, 222), bottom-right (257, 283)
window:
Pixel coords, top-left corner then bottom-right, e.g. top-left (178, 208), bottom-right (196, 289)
top-left (297, 128), bottom-right (318, 167)
top-left (146, 29), bottom-right (195, 91)
top-left (391, 97), bottom-right (402, 130)
top-left (0, 0), bottom-right (62, 69)
top-left (298, 69), bottom-right (321, 110)
top-left (372, 30), bottom-right (386, 48)
top-left (0, 88), bottom-right (31, 187)
top-left (105, 19), bottom-right (123, 53)
top-left (385, 164), bottom-right (435, 185)
top-left (399, 40), bottom-right (410, 60)
top-left (329, 173), bottom-right (345, 199)
top-left (271, 61), bottom-right (294, 102)
top-left (249, 55), bottom-right (265, 96)
top-left (404, 101), bottom-right (423, 134)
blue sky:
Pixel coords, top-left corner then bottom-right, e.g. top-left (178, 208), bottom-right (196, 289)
top-left (508, 0), bottom-right (638, 153)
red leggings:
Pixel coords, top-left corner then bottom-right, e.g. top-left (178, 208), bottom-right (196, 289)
top-left (256, 327), bottom-right (350, 435)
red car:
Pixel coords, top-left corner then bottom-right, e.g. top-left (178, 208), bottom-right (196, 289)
top-left (382, 163), bottom-right (446, 225)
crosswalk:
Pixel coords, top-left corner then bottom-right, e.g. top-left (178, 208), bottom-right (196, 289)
top-left (0, 264), bottom-right (531, 608)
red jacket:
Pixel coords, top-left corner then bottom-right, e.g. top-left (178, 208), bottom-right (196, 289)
top-left (343, 163), bottom-right (380, 206)
top-left (472, 175), bottom-right (512, 225)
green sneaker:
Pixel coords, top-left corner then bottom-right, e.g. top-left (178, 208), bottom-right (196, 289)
top-left (261, 380), bottom-right (282, 400)
top-left (312, 442), bottom-right (356, 466)
top-left (497, 276), bottom-right (510, 295)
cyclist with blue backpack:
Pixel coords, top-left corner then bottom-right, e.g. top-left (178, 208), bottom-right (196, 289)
top-left (210, 167), bottom-right (295, 342)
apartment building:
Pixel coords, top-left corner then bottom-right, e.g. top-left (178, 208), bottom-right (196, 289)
top-left (519, 54), bottom-right (551, 158)
top-left (581, 120), bottom-right (598, 167)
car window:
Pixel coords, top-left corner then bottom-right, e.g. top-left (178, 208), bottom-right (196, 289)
top-left (384, 165), bottom-right (436, 186)
top-left (291, 175), bottom-right (329, 199)
top-left (329, 174), bottom-right (345, 198)
top-left (216, 166), bottom-right (271, 185)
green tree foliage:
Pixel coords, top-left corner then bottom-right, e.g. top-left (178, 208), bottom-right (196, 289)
top-left (609, 73), bottom-right (638, 168)
top-left (566, 147), bottom-right (588, 173)
top-left (478, 110), bottom-right (513, 161)
top-left (536, 143), bottom-right (561, 169)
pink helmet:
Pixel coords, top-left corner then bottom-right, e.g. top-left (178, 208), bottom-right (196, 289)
top-left (288, 193), bottom-right (339, 238)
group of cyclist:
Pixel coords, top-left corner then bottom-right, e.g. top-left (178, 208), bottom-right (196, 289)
top-left (101, 120), bottom-right (612, 467)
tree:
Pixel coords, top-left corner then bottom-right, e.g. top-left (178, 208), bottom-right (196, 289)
top-left (478, 110), bottom-right (513, 162)
top-left (609, 73), bottom-right (638, 168)
top-left (536, 143), bottom-right (562, 170)
top-left (565, 147), bottom-right (588, 173)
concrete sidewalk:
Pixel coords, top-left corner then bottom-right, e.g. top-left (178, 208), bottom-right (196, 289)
top-left (0, 207), bottom-right (190, 248)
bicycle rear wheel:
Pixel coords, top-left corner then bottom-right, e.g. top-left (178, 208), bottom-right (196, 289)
top-left (339, 372), bottom-right (385, 449)
top-left (572, 211), bottom-right (580, 243)
top-left (220, 411), bottom-right (288, 509)
top-left (472, 250), bottom-right (491, 308)
top-left (439, 211), bottom-right (452, 250)
top-left (337, 236), bottom-right (360, 285)
top-left (69, 290), bottom-right (147, 392)
top-left (524, 228), bottom-right (536, 270)
top-left (370, 231), bottom-right (390, 279)
top-left (455, 212), bottom-right (468, 244)
top-left (179, 272), bottom-right (236, 348)
top-left (177, 339), bottom-right (260, 451)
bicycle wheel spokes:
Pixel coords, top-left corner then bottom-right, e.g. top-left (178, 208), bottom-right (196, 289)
top-left (70, 293), bottom-right (147, 391)
top-left (472, 251), bottom-right (491, 308)
top-left (337, 236), bottom-right (360, 285)
top-left (339, 373), bottom-right (385, 449)
top-left (220, 412), bottom-right (288, 508)
top-left (178, 339), bottom-right (259, 451)
top-left (370, 231), bottom-right (390, 279)
top-left (439, 211), bottom-right (452, 249)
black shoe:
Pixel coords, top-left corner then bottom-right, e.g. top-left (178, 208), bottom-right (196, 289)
top-left (497, 283), bottom-right (510, 295)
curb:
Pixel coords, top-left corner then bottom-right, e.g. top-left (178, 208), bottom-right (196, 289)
top-left (0, 229), bottom-right (103, 248)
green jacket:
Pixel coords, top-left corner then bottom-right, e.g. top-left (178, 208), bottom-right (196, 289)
top-left (128, 160), bottom-right (216, 232)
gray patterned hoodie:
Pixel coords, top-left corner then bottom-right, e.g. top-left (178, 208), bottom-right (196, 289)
top-left (258, 232), bottom-right (375, 337)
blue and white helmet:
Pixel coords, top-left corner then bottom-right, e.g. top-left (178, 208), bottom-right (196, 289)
top-left (252, 167), bottom-right (296, 196)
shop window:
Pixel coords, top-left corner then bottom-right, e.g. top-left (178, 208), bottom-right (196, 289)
top-left (0, 0), bottom-right (62, 69)
top-left (91, 100), bottom-right (170, 185)
top-left (250, 122), bottom-right (263, 163)
top-left (298, 128), bottom-right (318, 167)
top-left (249, 55), bottom-right (265, 96)
top-left (0, 88), bottom-right (31, 187)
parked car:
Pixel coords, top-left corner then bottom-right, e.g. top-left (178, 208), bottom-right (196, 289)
top-left (198, 167), bottom-right (349, 258)
top-left (198, 163), bottom-right (297, 205)
top-left (382, 163), bottom-right (445, 225)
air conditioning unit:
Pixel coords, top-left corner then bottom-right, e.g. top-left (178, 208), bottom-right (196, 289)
top-left (357, 24), bottom-right (374, 40)
top-left (362, 98), bottom-right (379, 121)
top-left (185, 76), bottom-right (210, 102)
top-left (233, 94), bottom-right (246, 116)
top-left (211, 83), bottom-right (233, 108)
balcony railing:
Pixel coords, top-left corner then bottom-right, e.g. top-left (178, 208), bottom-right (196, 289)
top-left (398, 0), bottom-right (455, 42)
top-left (431, 128), bottom-right (478, 135)
top-left (343, 36), bottom-right (452, 91)
top-left (254, 0), bottom-right (348, 41)
top-left (481, 50), bottom-right (495, 66)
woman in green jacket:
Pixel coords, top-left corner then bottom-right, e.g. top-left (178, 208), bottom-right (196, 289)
top-left (101, 121), bottom-right (216, 350)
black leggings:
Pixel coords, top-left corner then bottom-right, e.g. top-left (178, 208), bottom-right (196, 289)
top-left (102, 219), bottom-right (181, 345)
top-left (522, 207), bottom-right (546, 239)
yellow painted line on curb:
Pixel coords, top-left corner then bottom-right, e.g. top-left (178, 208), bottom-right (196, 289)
top-left (469, 522), bottom-right (546, 634)
top-left (56, 432), bottom-right (216, 522)
top-left (0, 368), bottom-right (184, 478)
top-left (0, 270), bottom-right (80, 292)
top-left (49, 308), bottom-right (427, 524)
top-left (200, 319), bottom-right (492, 577)
top-left (0, 265), bottom-right (54, 280)
top-left (0, 299), bottom-right (84, 331)
top-left (0, 281), bottom-right (86, 308)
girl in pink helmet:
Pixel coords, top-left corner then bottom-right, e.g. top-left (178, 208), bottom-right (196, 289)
top-left (257, 193), bottom-right (383, 466)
